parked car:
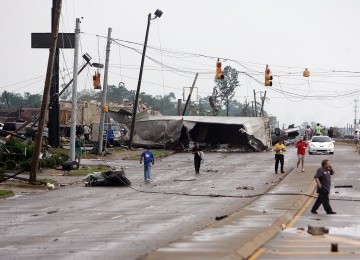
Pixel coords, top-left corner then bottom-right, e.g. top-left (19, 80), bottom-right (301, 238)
top-left (308, 136), bottom-right (335, 154)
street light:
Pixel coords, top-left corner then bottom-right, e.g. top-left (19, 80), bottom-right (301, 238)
top-left (129, 9), bottom-right (163, 147)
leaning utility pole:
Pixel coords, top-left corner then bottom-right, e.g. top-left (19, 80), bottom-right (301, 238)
top-left (30, 0), bottom-right (62, 182)
top-left (97, 28), bottom-right (112, 155)
top-left (69, 18), bottom-right (81, 161)
top-left (182, 73), bottom-right (198, 116)
top-left (260, 91), bottom-right (267, 117)
top-left (253, 90), bottom-right (258, 117)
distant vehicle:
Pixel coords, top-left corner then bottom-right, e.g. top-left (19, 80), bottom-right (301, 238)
top-left (272, 125), bottom-right (300, 144)
top-left (308, 136), bottom-right (335, 154)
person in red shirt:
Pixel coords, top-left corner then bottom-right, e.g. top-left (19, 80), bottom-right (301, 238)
top-left (296, 136), bottom-right (308, 172)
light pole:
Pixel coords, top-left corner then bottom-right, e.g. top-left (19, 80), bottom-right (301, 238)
top-left (129, 9), bottom-right (163, 147)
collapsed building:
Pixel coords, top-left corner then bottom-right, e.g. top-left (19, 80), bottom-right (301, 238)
top-left (109, 110), bottom-right (272, 151)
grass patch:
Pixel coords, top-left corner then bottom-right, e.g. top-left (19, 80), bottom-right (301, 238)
top-left (124, 149), bottom-right (175, 160)
top-left (67, 165), bottom-right (111, 175)
top-left (32, 178), bottom-right (57, 185)
top-left (0, 189), bottom-right (14, 197)
top-left (48, 148), bottom-right (68, 156)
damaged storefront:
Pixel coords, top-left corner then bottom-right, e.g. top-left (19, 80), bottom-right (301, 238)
top-left (112, 110), bottom-right (271, 151)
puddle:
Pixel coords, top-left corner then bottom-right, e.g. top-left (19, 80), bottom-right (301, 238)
top-left (329, 226), bottom-right (360, 238)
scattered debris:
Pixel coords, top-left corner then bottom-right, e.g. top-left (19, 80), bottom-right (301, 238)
top-left (206, 169), bottom-right (219, 173)
top-left (334, 185), bottom-right (353, 188)
top-left (62, 160), bottom-right (79, 171)
top-left (47, 209), bottom-right (58, 214)
top-left (236, 185), bottom-right (254, 190)
top-left (281, 224), bottom-right (286, 230)
top-left (307, 225), bottom-right (329, 236)
top-left (331, 243), bottom-right (338, 252)
top-left (46, 183), bottom-right (55, 190)
top-left (215, 215), bottom-right (228, 220)
top-left (174, 178), bottom-right (196, 182)
top-left (84, 169), bottom-right (131, 187)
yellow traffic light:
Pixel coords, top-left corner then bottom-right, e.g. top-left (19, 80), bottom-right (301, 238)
top-left (216, 59), bottom-right (224, 80)
top-left (303, 68), bottom-right (310, 77)
top-left (265, 65), bottom-right (273, 86)
top-left (93, 72), bottom-right (101, 89)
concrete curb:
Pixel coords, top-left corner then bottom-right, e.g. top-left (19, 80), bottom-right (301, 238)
top-left (146, 166), bottom-right (318, 260)
top-left (234, 169), bottom-right (317, 259)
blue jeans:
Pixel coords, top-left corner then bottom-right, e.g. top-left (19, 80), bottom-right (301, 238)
top-left (144, 164), bottom-right (151, 180)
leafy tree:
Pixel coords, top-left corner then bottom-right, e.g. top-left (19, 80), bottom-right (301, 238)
top-left (214, 65), bottom-right (240, 116)
top-left (0, 91), bottom-right (42, 108)
top-left (23, 92), bottom-right (41, 107)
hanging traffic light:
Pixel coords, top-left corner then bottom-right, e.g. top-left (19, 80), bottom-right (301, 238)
top-left (303, 68), bottom-right (310, 77)
top-left (264, 65), bottom-right (273, 86)
top-left (93, 71), bottom-right (101, 89)
top-left (216, 59), bottom-right (224, 80)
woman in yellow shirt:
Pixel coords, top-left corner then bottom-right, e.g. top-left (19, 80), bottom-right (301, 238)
top-left (273, 140), bottom-right (286, 174)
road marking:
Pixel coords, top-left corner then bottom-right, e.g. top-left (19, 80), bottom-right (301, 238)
top-left (64, 229), bottom-right (78, 234)
top-left (274, 245), bottom-right (358, 248)
top-left (248, 247), bottom-right (266, 259)
top-left (111, 215), bottom-right (123, 219)
top-left (269, 251), bottom-right (360, 255)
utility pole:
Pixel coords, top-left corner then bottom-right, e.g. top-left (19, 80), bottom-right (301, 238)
top-left (177, 99), bottom-right (182, 116)
top-left (182, 73), bottom-right (198, 116)
top-left (97, 28), bottom-right (112, 155)
top-left (260, 91), bottom-right (267, 117)
top-left (129, 10), bottom-right (163, 147)
top-left (129, 13), bottom-right (152, 147)
top-left (31, 0), bottom-right (75, 148)
top-left (354, 99), bottom-right (358, 130)
top-left (30, 0), bottom-right (62, 182)
top-left (69, 18), bottom-right (81, 161)
top-left (253, 90), bottom-right (258, 117)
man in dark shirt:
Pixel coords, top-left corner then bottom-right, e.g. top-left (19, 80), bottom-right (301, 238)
top-left (192, 143), bottom-right (202, 174)
top-left (327, 127), bottom-right (334, 138)
top-left (311, 159), bottom-right (336, 214)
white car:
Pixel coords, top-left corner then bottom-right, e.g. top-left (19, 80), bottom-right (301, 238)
top-left (308, 136), bottom-right (335, 154)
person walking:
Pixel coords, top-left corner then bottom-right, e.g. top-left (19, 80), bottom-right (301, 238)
top-left (295, 136), bottom-right (308, 172)
top-left (273, 140), bottom-right (286, 174)
top-left (75, 134), bottom-right (83, 164)
top-left (140, 147), bottom-right (155, 183)
top-left (311, 159), bottom-right (336, 214)
top-left (192, 142), bottom-right (203, 174)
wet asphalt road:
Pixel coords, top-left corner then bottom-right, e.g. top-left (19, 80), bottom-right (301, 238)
top-left (1, 149), bottom-right (299, 259)
top-left (258, 144), bottom-right (360, 259)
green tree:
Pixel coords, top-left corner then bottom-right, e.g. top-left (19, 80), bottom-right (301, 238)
top-left (215, 65), bottom-right (240, 116)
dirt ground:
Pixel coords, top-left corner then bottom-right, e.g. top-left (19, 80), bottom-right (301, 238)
top-left (0, 148), bottom-right (143, 196)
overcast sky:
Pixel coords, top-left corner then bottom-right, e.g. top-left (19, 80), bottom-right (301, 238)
top-left (1, 0), bottom-right (360, 128)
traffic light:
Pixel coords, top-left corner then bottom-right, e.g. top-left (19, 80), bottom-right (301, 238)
top-left (264, 65), bottom-right (273, 86)
top-left (216, 59), bottom-right (224, 80)
top-left (303, 68), bottom-right (310, 77)
top-left (93, 71), bottom-right (101, 89)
